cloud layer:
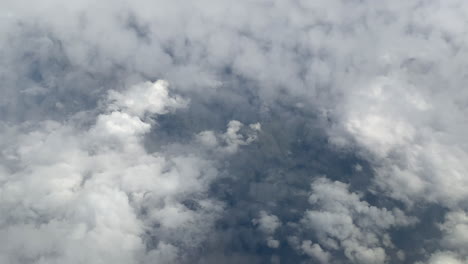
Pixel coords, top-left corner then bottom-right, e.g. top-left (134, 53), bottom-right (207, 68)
top-left (2, 0), bottom-right (468, 263)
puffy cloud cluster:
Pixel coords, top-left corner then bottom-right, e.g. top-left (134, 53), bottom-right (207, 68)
top-left (325, 10), bottom-right (468, 257)
top-left (197, 121), bottom-right (261, 154)
top-left (252, 210), bottom-right (281, 248)
top-left (292, 178), bottom-right (415, 264)
top-left (2, 0), bottom-right (468, 263)
top-left (0, 81), bottom-right (235, 264)
top-left (331, 71), bottom-right (468, 209)
top-left (300, 241), bottom-right (331, 264)
top-left (418, 211), bottom-right (468, 264)
top-left (425, 252), bottom-right (467, 264)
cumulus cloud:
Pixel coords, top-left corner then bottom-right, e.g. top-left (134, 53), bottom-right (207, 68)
top-left (330, 71), bottom-right (468, 208)
top-left (296, 177), bottom-right (416, 264)
top-left (439, 211), bottom-right (468, 255)
top-left (252, 210), bottom-right (281, 249)
top-left (423, 252), bottom-right (467, 264)
top-left (107, 80), bottom-right (188, 118)
top-left (0, 81), bottom-right (224, 264)
top-left (301, 241), bottom-right (331, 264)
top-left (253, 210), bottom-right (281, 235)
top-left (417, 210), bottom-right (468, 263)
top-left (2, 0), bottom-right (468, 263)
top-left (197, 120), bottom-right (261, 154)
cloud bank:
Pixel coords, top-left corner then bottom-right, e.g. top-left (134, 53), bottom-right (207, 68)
top-left (2, 0), bottom-right (468, 263)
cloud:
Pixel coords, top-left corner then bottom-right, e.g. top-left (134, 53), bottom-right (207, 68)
top-left (423, 252), bottom-right (467, 264)
top-left (0, 81), bottom-right (225, 264)
top-left (301, 241), bottom-right (331, 264)
top-left (329, 70), bottom-right (468, 209)
top-left (253, 210), bottom-right (281, 235)
top-left (296, 177), bottom-right (416, 264)
top-left (252, 210), bottom-right (281, 249)
top-left (418, 210), bottom-right (468, 263)
top-left (107, 80), bottom-right (188, 118)
top-left (2, 0), bottom-right (468, 263)
top-left (197, 120), bottom-right (261, 154)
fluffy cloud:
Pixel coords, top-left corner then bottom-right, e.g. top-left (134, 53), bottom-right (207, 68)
top-left (2, 0), bottom-right (468, 263)
top-left (252, 210), bottom-right (281, 249)
top-left (330, 71), bottom-right (468, 209)
top-left (301, 241), bottom-right (331, 264)
top-left (418, 210), bottom-right (468, 263)
top-left (197, 121), bottom-right (261, 154)
top-left (107, 80), bottom-right (188, 118)
top-left (0, 81), bottom-right (225, 264)
top-left (296, 177), bottom-right (415, 264)
top-left (423, 252), bottom-right (467, 264)
top-left (253, 210), bottom-right (281, 235)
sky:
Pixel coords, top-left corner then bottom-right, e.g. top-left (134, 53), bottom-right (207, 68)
top-left (1, 0), bottom-right (468, 263)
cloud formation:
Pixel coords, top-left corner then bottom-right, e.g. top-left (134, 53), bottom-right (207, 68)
top-left (2, 0), bottom-right (468, 263)
top-left (290, 177), bottom-right (415, 264)
top-left (0, 81), bottom-right (247, 263)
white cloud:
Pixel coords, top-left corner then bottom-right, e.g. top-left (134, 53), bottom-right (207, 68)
top-left (197, 120), bottom-right (261, 154)
top-left (107, 80), bottom-right (188, 118)
top-left (253, 210), bottom-right (281, 235)
top-left (423, 252), bottom-right (467, 264)
top-left (299, 177), bottom-right (415, 264)
top-left (420, 211), bottom-right (468, 263)
top-left (301, 241), bottom-right (331, 264)
top-left (440, 211), bottom-right (468, 254)
top-left (0, 80), bottom-right (222, 264)
top-left (253, 210), bottom-right (281, 249)
top-left (327, 65), bottom-right (468, 211)
top-left (2, 0), bottom-right (468, 262)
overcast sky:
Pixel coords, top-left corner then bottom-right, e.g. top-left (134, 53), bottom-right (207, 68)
top-left (1, 1), bottom-right (468, 263)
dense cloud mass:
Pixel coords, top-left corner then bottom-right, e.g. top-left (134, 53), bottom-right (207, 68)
top-left (1, 0), bottom-right (468, 263)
